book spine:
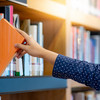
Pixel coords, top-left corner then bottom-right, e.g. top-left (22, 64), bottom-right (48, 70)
top-left (10, 60), bottom-right (14, 76)
top-left (37, 22), bottom-right (44, 76)
top-left (30, 25), bottom-right (40, 76)
top-left (19, 58), bottom-right (23, 76)
top-left (24, 54), bottom-right (30, 76)
top-left (15, 58), bottom-right (20, 76)
top-left (13, 58), bottom-right (16, 76)
top-left (0, 13), bottom-right (4, 20)
top-left (10, 5), bottom-right (13, 25)
top-left (5, 6), bottom-right (10, 22)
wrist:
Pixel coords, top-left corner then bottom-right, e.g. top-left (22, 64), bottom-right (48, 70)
top-left (39, 48), bottom-right (47, 58)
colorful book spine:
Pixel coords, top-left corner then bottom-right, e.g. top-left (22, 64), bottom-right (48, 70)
top-left (10, 5), bottom-right (13, 25)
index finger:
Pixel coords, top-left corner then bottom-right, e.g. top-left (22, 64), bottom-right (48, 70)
top-left (16, 28), bottom-right (30, 43)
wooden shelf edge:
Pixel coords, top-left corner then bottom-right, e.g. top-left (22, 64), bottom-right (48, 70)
top-left (0, 1), bottom-right (66, 20)
top-left (71, 80), bottom-right (86, 88)
top-left (0, 76), bottom-right (67, 94)
top-left (71, 9), bottom-right (100, 31)
top-left (27, 0), bottom-right (67, 19)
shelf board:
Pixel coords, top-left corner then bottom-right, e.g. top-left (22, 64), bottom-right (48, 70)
top-left (71, 9), bottom-right (100, 31)
top-left (71, 80), bottom-right (87, 88)
top-left (71, 80), bottom-right (92, 92)
top-left (0, 76), bottom-right (67, 94)
top-left (27, 0), bottom-right (66, 19)
top-left (0, 0), bottom-right (66, 20)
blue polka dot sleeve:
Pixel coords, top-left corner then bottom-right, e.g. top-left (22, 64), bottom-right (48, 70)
top-left (52, 54), bottom-right (100, 91)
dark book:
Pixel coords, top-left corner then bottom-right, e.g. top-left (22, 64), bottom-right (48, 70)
top-left (0, 6), bottom-right (10, 22)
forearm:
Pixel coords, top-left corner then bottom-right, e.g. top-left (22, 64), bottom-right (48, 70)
top-left (41, 48), bottom-right (58, 65)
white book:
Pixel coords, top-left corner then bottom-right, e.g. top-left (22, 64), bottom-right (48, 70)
top-left (96, 93), bottom-right (100, 100)
top-left (0, 13), bottom-right (4, 20)
top-left (30, 25), bottom-right (39, 76)
top-left (24, 54), bottom-right (30, 76)
top-left (19, 58), bottom-right (23, 76)
top-left (37, 22), bottom-right (44, 76)
top-left (15, 57), bottom-right (20, 76)
top-left (73, 92), bottom-right (85, 100)
top-left (10, 60), bottom-right (14, 76)
top-left (13, 14), bottom-right (20, 28)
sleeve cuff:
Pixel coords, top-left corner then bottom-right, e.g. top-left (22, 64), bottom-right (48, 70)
top-left (52, 54), bottom-right (69, 79)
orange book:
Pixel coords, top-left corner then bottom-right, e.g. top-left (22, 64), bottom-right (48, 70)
top-left (0, 18), bottom-right (24, 76)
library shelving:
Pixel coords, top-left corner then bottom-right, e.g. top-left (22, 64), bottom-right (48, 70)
top-left (0, 76), bottom-right (67, 94)
top-left (0, 0), bottom-right (100, 100)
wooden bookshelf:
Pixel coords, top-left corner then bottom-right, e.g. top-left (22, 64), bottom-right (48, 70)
top-left (0, 76), bottom-right (67, 94)
top-left (71, 9), bottom-right (100, 31)
top-left (0, 0), bottom-right (66, 20)
top-left (0, 0), bottom-right (100, 100)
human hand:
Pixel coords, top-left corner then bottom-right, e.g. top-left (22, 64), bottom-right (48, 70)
top-left (15, 28), bottom-right (45, 58)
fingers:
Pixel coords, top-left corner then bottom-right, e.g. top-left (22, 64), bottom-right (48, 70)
top-left (15, 43), bottom-right (28, 51)
top-left (16, 28), bottom-right (31, 43)
top-left (17, 51), bottom-right (26, 58)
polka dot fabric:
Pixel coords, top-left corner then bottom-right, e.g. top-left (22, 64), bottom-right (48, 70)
top-left (52, 54), bottom-right (100, 91)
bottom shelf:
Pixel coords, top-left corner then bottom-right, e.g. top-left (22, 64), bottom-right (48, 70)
top-left (0, 76), bottom-right (67, 94)
top-left (71, 80), bottom-right (93, 92)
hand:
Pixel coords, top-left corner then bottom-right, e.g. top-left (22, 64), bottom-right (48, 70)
top-left (15, 28), bottom-right (58, 65)
top-left (15, 28), bottom-right (45, 58)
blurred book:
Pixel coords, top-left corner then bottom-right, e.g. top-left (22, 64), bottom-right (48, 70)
top-left (0, 13), bottom-right (4, 20)
top-left (73, 92), bottom-right (85, 100)
top-left (71, 26), bottom-right (100, 64)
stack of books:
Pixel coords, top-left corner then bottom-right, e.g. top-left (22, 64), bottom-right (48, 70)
top-left (0, 5), bottom-right (44, 77)
top-left (71, 26), bottom-right (100, 64)
top-left (72, 91), bottom-right (100, 100)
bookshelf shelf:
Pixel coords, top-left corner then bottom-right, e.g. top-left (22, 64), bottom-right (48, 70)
top-left (71, 80), bottom-right (87, 88)
top-left (0, 76), bottom-right (67, 94)
top-left (71, 9), bottom-right (100, 31)
top-left (0, 0), bottom-right (66, 20)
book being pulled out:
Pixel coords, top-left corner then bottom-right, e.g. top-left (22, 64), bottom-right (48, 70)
top-left (0, 18), bottom-right (24, 76)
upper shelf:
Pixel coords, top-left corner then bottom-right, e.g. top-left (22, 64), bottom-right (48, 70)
top-left (0, 76), bottom-right (67, 94)
top-left (71, 9), bottom-right (100, 31)
top-left (0, 0), bottom-right (66, 21)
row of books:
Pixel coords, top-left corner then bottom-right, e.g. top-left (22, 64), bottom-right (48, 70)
top-left (71, 0), bottom-right (100, 17)
top-left (71, 26), bottom-right (100, 64)
top-left (72, 91), bottom-right (100, 100)
top-left (0, 5), bottom-right (44, 77)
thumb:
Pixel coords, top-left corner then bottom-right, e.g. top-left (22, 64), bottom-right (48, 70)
top-left (15, 43), bottom-right (27, 50)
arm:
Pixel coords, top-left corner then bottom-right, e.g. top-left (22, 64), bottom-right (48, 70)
top-left (52, 54), bottom-right (100, 91)
top-left (15, 29), bottom-right (100, 91)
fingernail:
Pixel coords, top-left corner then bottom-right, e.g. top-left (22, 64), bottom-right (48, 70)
top-left (15, 44), bottom-right (17, 47)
